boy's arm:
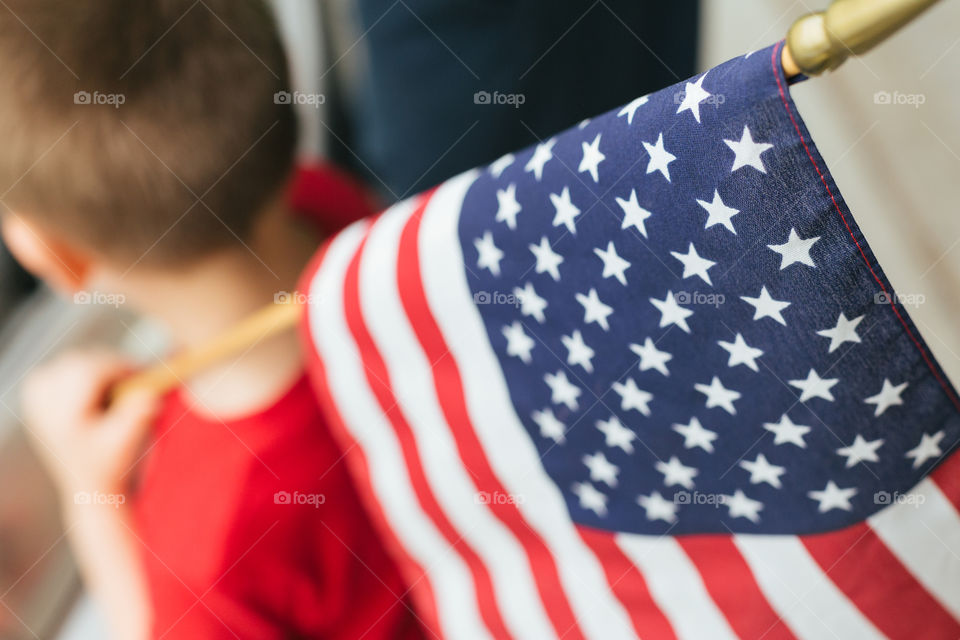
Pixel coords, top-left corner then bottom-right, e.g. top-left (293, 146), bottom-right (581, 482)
top-left (60, 499), bottom-right (152, 640)
top-left (22, 351), bottom-right (159, 640)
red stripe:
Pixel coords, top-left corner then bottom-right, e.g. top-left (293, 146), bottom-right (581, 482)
top-left (679, 536), bottom-right (796, 640)
top-left (802, 522), bottom-right (960, 639)
top-left (397, 190), bottom-right (588, 640)
top-left (297, 237), bottom-right (443, 638)
top-left (770, 42), bottom-right (960, 412)
top-left (578, 527), bottom-right (677, 640)
top-left (931, 445), bottom-right (960, 514)
top-left (340, 222), bottom-right (514, 639)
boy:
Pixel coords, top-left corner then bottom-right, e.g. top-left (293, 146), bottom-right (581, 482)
top-left (0, 1), bottom-right (423, 638)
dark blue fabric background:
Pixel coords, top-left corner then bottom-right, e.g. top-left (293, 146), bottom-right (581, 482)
top-left (329, 0), bottom-right (698, 198)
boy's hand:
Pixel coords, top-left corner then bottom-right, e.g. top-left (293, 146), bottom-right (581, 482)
top-left (21, 350), bottom-right (159, 496)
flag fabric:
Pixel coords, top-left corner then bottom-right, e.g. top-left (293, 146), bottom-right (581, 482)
top-left (298, 41), bottom-right (960, 639)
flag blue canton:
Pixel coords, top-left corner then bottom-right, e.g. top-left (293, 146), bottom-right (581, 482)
top-left (456, 43), bottom-right (960, 535)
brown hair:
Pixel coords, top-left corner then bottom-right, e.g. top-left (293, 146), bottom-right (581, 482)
top-left (0, 0), bottom-right (297, 266)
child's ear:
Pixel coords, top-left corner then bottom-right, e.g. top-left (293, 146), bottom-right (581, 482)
top-left (1, 215), bottom-right (91, 293)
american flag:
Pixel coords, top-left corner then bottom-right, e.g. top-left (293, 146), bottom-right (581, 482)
top-left (299, 41), bottom-right (960, 639)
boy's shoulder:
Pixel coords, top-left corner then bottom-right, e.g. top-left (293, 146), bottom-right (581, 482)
top-left (136, 372), bottom-right (418, 637)
top-left (288, 161), bottom-right (378, 234)
top-left (136, 371), bottom-right (337, 570)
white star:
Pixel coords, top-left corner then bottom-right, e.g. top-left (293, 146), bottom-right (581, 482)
top-left (864, 379), bottom-right (908, 416)
top-left (576, 288), bottom-right (614, 331)
top-left (578, 118), bottom-right (591, 129)
top-left (724, 490), bottom-right (763, 523)
top-left (583, 451), bottom-right (620, 488)
top-left (724, 125), bottom-right (773, 173)
top-left (670, 242), bottom-right (716, 285)
top-left (741, 286), bottom-right (791, 326)
top-left (473, 231), bottom-right (504, 276)
top-left (596, 416), bottom-right (637, 453)
top-left (656, 456), bottom-right (698, 490)
top-left (672, 417), bottom-right (718, 453)
top-left (489, 152), bottom-right (514, 178)
top-left (642, 132), bottom-right (677, 181)
top-left (561, 330), bottom-right (595, 373)
top-left (502, 321), bottom-right (535, 364)
top-left (676, 73), bottom-right (712, 123)
top-left (544, 370), bottom-right (581, 411)
top-left (513, 281), bottom-right (547, 323)
top-left (550, 186), bottom-right (581, 234)
top-left (531, 408), bottom-right (566, 444)
top-left (764, 414), bottom-right (811, 448)
top-left (579, 133), bottom-right (605, 182)
top-left (788, 368), bottom-right (839, 402)
top-left (836, 435), bottom-right (884, 468)
top-left (629, 338), bottom-right (672, 377)
top-left (906, 431), bottom-right (945, 469)
top-left (650, 290), bottom-right (693, 333)
top-left (524, 138), bottom-right (555, 181)
top-left (637, 491), bottom-right (678, 523)
top-left (572, 482), bottom-right (607, 517)
top-left (808, 481), bottom-right (857, 513)
top-left (611, 378), bottom-right (653, 416)
top-left (695, 189), bottom-right (740, 234)
top-left (593, 241), bottom-right (631, 285)
top-left (618, 95), bottom-right (649, 125)
top-left (816, 312), bottom-right (864, 353)
top-left (739, 454), bottom-right (786, 488)
top-left (528, 236), bottom-right (564, 282)
top-left (718, 333), bottom-right (764, 372)
top-left (694, 376), bottom-right (741, 415)
top-left (616, 189), bottom-right (653, 238)
top-left (767, 228), bottom-right (820, 269)
top-left (495, 183), bottom-right (522, 229)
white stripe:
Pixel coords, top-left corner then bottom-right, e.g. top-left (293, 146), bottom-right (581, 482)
top-left (417, 171), bottom-right (638, 640)
top-left (616, 534), bottom-right (737, 640)
top-left (306, 217), bottom-right (491, 640)
top-left (869, 478), bottom-right (960, 619)
top-left (358, 193), bottom-right (558, 639)
top-left (734, 535), bottom-right (884, 640)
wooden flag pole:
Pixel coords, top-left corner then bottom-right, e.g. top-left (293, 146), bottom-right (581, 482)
top-left (109, 0), bottom-right (945, 403)
top-left (110, 296), bottom-right (303, 401)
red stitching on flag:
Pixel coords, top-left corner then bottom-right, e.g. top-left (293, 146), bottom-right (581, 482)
top-left (770, 42), bottom-right (960, 413)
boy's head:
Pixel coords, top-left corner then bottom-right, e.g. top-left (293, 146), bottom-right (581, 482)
top-left (0, 0), bottom-right (296, 287)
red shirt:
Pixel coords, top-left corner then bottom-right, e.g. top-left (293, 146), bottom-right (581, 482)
top-left (135, 166), bottom-right (421, 639)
